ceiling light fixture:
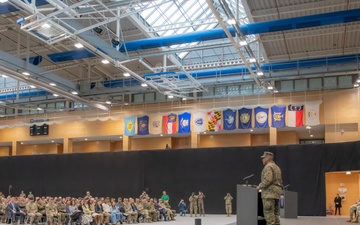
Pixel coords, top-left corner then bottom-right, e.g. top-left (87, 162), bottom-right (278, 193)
top-left (49, 82), bottom-right (56, 86)
top-left (306, 126), bottom-right (312, 129)
top-left (273, 90), bottom-right (279, 93)
top-left (141, 83), bottom-right (148, 87)
top-left (105, 101), bottom-right (111, 104)
top-left (53, 94), bottom-right (59, 97)
top-left (41, 23), bottom-right (51, 29)
top-left (85, 138), bottom-right (88, 141)
top-left (51, 140), bottom-right (54, 143)
top-left (0, 0), bottom-right (9, 3)
top-left (250, 129), bottom-right (253, 132)
top-left (71, 91), bottom-right (78, 95)
top-left (227, 18), bottom-right (236, 25)
top-left (29, 85), bottom-right (36, 88)
top-left (257, 71), bottom-right (264, 76)
top-left (93, 27), bottom-right (103, 34)
top-left (357, 79), bottom-right (360, 83)
top-left (37, 107), bottom-right (42, 110)
top-left (239, 40), bottom-right (247, 46)
top-left (111, 38), bottom-right (120, 46)
top-left (267, 86), bottom-right (274, 90)
top-left (101, 59), bottom-right (110, 64)
top-left (1, 74), bottom-right (8, 78)
top-left (182, 97), bottom-right (187, 101)
top-left (74, 43), bottom-right (84, 48)
top-left (22, 71), bottom-right (30, 76)
top-left (123, 72), bottom-right (130, 77)
top-left (310, 134), bottom-right (313, 137)
top-left (249, 58), bottom-right (256, 63)
top-left (346, 171), bottom-right (351, 175)
top-left (354, 84), bottom-right (359, 87)
top-left (168, 95), bottom-right (174, 99)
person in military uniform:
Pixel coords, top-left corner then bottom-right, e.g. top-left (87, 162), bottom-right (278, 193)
top-left (45, 198), bottom-right (59, 225)
top-left (36, 199), bottom-right (46, 218)
top-left (57, 198), bottom-right (68, 225)
top-left (26, 198), bottom-right (42, 225)
top-left (123, 198), bottom-right (136, 224)
top-left (189, 192), bottom-right (198, 217)
top-left (224, 193), bottom-right (233, 216)
top-left (139, 192), bottom-right (149, 201)
top-left (148, 199), bottom-right (159, 222)
top-left (346, 197), bottom-right (360, 223)
top-left (28, 192), bottom-right (34, 200)
top-left (0, 192), bottom-right (5, 198)
top-left (19, 191), bottom-right (26, 198)
top-left (163, 200), bottom-right (175, 220)
top-left (257, 151), bottom-right (283, 225)
top-left (84, 191), bottom-right (92, 201)
top-left (135, 198), bottom-right (147, 223)
top-left (198, 191), bottom-right (206, 216)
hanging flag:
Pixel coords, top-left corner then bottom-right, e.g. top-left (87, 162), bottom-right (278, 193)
top-left (254, 107), bottom-right (269, 128)
top-left (193, 111), bottom-right (207, 133)
top-left (163, 113), bottom-right (177, 134)
top-left (124, 116), bottom-right (136, 136)
top-left (178, 112), bottom-right (191, 133)
top-left (207, 110), bottom-right (222, 131)
top-left (288, 105), bottom-right (304, 127)
top-left (305, 103), bottom-right (320, 126)
top-left (238, 108), bottom-right (252, 129)
top-left (271, 106), bottom-right (286, 128)
top-left (137, 116), bottom-right (149, 135)
top-left (149, 115), bottom-right (163, 134)
top-left (223, 109), bottom-right (236, 130)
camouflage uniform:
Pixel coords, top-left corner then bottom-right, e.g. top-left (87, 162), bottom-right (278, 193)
top-left (189, 195), bottom-right (198, 217)
top-left (56, 201), bottom-right (68, 225)
top-left (148, 200), bottom-right (159, 222)
top-left (37, 201), bottom-right (46, 217)
top-left (123, 202), bottom-right (137, 224)
top-left (224, 194), bottom-right (233, 216)
top-left (164, 201), bottom-right (175, 220)
top-left (198, 193), bottom-right (205, 216)
top-left (258, 154), bottom-right (282, 225)
top-left (45, 202), bottom-right (58, 225)
top-left (347, 199), bottom-right (360, 222)
top-left (26, 202), bottom-right (42, 224)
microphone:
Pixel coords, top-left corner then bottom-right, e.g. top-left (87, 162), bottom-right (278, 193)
top-left (283, 184), bottom-right (290, 190)
top-left (243, 174), bottom-right (254, 186)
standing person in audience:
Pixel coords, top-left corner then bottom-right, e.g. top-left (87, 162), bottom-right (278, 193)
top-left (257, 151), bottom-right (283, 225)
top-left (26, 197), bottom-right (42, 225)
top-left (45, 198), bottom-right (58, 225)
top-left (224, 193), bottom-right (233, 217)
top-left (28, 192), bottom-right (34, 200)
top-left (84, 192), bottom-right (92, 201)
top-left (189, 192), bottom-right (198, 217)
top-left (161, 191), bottom-right (169, 203)
top-left (198, 191), bottom-right (206, 216)
top-left (19, 191), bottom-right (26, 198)
top-left (334, 194), bottom-right (342, 215)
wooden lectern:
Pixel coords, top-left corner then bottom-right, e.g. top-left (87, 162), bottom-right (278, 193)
top-left (236, 185), bottom-right (266, 225)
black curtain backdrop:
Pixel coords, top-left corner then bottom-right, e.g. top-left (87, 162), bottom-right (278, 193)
top-left (1, 141), bottom-right (360, 216)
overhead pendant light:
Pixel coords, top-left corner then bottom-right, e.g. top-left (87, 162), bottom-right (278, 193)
top-left (74, 43), bottom-right (84, 48)
top-left (123, 72), bottom-right (130, 77)
top-left (141, 83), bottom-right (148, 87)
top-left (239, 40), bottom-right (248, 46)
top-left (22, 71), bottom-right (30, 76)
top-left (101, 59), bottom-right (110, 64)
top-left (49, 82), bottom-right (56, 86)
top-left (71, 91), bottom-right (78, 95)
top-left (41, 23), bottom-right (51, 29)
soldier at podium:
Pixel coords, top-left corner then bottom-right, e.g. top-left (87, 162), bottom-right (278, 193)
top-left (257, 151), bottom-right (283, 225)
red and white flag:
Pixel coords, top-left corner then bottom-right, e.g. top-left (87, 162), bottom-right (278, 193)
top-left (163, 113), bottom-right (177, 134)
top-left (287, 105), bottom-right (303, 127)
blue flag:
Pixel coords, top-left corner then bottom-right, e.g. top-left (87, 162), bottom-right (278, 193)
top-left (271, 106), bottom-right (286, 128)
top-left (223, 109), bottom-right (236, 130)
top-left (254, 107), bottom-right (268, 128)
top-left (178, 112), bottom-right (191, 133)
top-left (137, 116), bottom-right (149, 135)
top-left (124, 116), bottom-right (136, 136)
top-left (238, 108), bottom-right (252, 129)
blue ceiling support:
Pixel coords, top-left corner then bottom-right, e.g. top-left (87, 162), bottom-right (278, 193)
top-left (48, 49), bottom-right (96, 62)
top-left (119, 8), bottom-right (360, 52)
top-left (0, 1), bottom-right (49, 14)
top-left (0, 90), bottom-right (49, 100)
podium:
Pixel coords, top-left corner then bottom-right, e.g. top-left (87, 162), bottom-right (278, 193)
top-left (237, 185), bottom-right (266, 225)
top-left (280, 190), bottom-right (298, 218)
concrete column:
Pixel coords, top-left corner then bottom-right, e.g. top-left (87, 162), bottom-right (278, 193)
top-left (63, 138), bottom-right (73, 154)
top-left (191, 131), bottom-right (200, 148)
top-left (123, 135), bottom-right (131, 151)
top-left (269, 127), bottom-right (277, 146)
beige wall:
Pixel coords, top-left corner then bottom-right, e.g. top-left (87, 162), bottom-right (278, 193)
top-left (277, 131), bottom-right (299, 145)
top-left (17, 143), bottom-right (59, 156)
top-left (325, 172), bottom-right (359, 215)
top-left (172, 137), bottom-right (190, 149)
top-left (131, 137), bottom-right (172, 151)
top-left (251, 134), bottom-right (270, 146)
top-left (0, 146), bottom-right (10, 157)
top-left (73, 141), bottom-right (111, 153)
top-left (199, 133), bottom-right (251, 148)
top-left (110, 141), bottom-right (123, 152)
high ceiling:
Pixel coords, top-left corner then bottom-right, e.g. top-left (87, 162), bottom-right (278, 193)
top-left (0, 0), bottom-right (359, 116)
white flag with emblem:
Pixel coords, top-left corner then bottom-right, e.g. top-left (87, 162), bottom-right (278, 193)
top-left (305, 103), bottom-right (320, 126)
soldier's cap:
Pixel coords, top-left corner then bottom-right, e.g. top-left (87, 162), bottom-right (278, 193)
top-left (29, 197), bottom-right (34, 200)
top-left (260, 151), bottom-right (274, 158)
